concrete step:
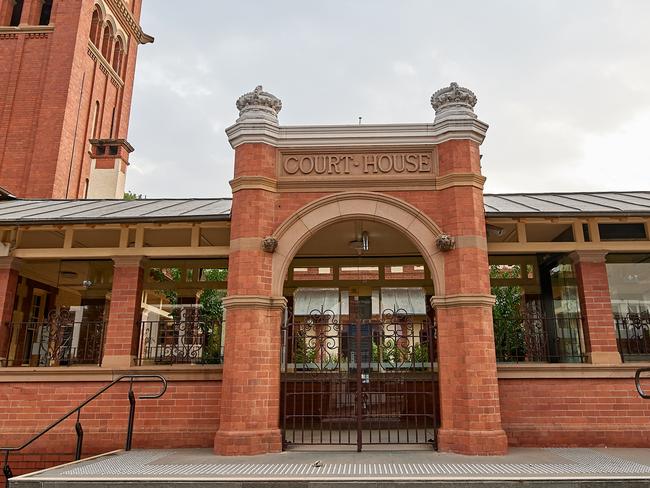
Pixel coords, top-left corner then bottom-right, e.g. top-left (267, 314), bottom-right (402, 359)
top-left (9, 447), bottom-right (650, 488)
top-left (11, 479), bottom-right (650, 487)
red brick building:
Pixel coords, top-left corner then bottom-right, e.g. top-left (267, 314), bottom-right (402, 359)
top-left (1, 0), bottom-right (650, 477)
top-left (0, 0), bottom-right (151, 199)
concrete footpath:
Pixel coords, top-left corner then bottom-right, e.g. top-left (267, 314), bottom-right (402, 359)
top-left (10, 447), bottom-right (650, 487)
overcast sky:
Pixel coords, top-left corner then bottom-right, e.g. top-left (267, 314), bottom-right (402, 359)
top-left (126, 0), bottom-right (650, 198)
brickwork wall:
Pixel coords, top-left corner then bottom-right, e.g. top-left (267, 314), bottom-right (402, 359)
top-left (573, 257), bottom-right (621, 362)
top-left (216, 142), bottom-right (283, 454)
top-left (102, 260), bottom-right (144, 366)
top-left (6, 375), bottom-right (649, 477)
top-left (215, 307), bottom-right (283, 455)
top-left (0, 0), bottom-right (143, 198)
top-left (499, 378), bottom-right (650, 447)
top-left (0, 379), bottom-right (221, 476)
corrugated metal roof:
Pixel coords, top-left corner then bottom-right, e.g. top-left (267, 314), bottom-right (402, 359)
top-left (0, 198), bottom-right (231, 224)
top-left (483, 192), bottom-right (650, 216)
top-left (0, 191), bottom-right (648, 225)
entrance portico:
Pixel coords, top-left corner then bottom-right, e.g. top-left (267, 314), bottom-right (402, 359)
top-left (214, 83), bottom-right (507, 456)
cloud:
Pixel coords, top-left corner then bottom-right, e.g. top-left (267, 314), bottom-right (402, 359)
top-left (127, 0), bottom-right (650, 198)
top-left (393, 62), bottom-right (417, 77)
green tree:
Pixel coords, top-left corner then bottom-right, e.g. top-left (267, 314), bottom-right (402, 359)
top-left (123, 190), bottom-right (144, 201)
top-left (149, 266), bottom-right (227, 364)
top-left (490, 265), bottom-right (525, 361)
top-left (197, 268), bottom-right (228, 323)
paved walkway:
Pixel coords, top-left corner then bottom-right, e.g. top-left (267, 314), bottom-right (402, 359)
top-left (12, 447), bottom-right (650, 485)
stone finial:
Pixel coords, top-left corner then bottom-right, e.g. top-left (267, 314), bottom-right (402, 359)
top-left (261, 236), bottom-right (278, 253)
top-left (430, 82), bottom-right (477, 122)
top-left (435, 234), bottom-right (456, 252)
top-left (235, 85), bottom-right (282, 123)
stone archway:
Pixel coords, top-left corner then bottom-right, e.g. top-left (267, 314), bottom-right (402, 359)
top-left (270, 191), bottom-right (446, 298)
top-left (273, 191), bottom-right (444, 450)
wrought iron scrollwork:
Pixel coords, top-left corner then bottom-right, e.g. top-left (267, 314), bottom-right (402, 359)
top-left (138, 307), bottom-right (222, 365)
top-left (494, 304), bottom-right (585, 363)
top-left (3, 310), bottom-right (106, 367)
top-left (289, 307), bottom-right (341, 370)
top-left (615, 311), bottom-right (650, 361)
top-left (282, 306), bottom-right (437, 372)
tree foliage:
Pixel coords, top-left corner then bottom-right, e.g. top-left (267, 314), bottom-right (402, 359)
top-left (123, 190), bottom-right (144, 201)
top-left (490, 265), bottom-right (525, 361)
top-left (149, 266), bottom-right (227, 364)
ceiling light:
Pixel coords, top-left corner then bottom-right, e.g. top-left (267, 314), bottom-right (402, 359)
top-left (349, 231), bottom-right (369, 253)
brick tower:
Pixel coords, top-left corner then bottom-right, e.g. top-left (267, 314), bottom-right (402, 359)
top-left (0, 0), bottom-right (151, 199)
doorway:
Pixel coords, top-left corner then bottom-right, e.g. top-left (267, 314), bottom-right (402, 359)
top-left (280, 292), bottom-right (437, 450)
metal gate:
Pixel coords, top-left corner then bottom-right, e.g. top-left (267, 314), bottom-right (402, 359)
top-left (281, 307), bottom-right (438, 451)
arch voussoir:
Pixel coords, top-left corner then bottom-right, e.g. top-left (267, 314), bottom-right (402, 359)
top-left (271, 191), bottom-right (445, 297)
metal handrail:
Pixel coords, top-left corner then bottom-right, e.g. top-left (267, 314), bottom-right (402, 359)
top-left (635, 367), bottom-right (650, 399)
top-left (1, 374), bottom-right (167, 487)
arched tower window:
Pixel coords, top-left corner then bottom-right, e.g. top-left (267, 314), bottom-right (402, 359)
top-left (101, 23), bottom-right (113, 61)
top-left (91, 100), bottom-right (100, 138)
top-left (38, 0), bottom-right (53, 25)
top-left (9, 0), bottom-right (24, 26)
top-left (109, 105), bottom-right (116, 137)
top-left (89, 8), bottom-right (101, 46)
top-left (112, 37), bottom-right (124, 75)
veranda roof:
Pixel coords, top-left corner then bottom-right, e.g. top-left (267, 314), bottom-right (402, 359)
top-left (0, 191), bottom-right (648, 225)
top-left (483, 191), bottom-right (650, 217)
top-left (0, 198), bottom-right (231, 225)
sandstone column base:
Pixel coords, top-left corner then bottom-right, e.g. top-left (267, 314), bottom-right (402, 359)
top-left (587, 351), bottom-right (622, 365)
top-left (214, 428), bottom-right (282, 456)
top-left (437, 428), bottom-right (508, 455)
top-left (101, 354), bottom-right (134, 368)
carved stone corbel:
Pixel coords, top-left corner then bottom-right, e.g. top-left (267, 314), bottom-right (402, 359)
top-left (261, 236), bottom-right (278, 253)
top-left (435, 234), bottom-right (456, 252)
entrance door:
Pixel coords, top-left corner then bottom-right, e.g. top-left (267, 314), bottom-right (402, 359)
top-left (280, 300), bottom-right (438, 451)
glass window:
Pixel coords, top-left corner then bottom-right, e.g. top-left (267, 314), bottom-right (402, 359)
top-left (607, 260), bottom-right (650, 315)
top-left (606, 254), bottom-right (650, 360)
top-left (8, 260), bottom-right (113, 367)
top-left (384, 265), bottom-right (426, 280)
top-left (142, 260), bottom-right (227, 322)
top-left (488, 255), bottom-right (583, 363)
top-left (599, 223), bottom-right (647, 241)
top-left (292, 266), bottom-right (334, 281)
top-left (339, 266), bottom-right (379, 280)
top-left (140, 260), bottom-right (227, 365)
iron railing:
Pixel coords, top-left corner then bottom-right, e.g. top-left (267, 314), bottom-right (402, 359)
top-left (2, 311), bottom-right (105, 367)
top-left (494, 312), bottom-right (585, 363)
top-left (636, 368), bottom-right (650, 399)
top-left (615, 312), bottom-right (650, 362)
top-left (1, 374), bottom-right (167, 488)
top-left (137, 311), bottom-right (222, 365)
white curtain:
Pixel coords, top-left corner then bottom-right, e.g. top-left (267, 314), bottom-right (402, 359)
top-left (380, 287), bottom-right (426, 314)
top-left (294, 288), bottom-right (346, 317)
